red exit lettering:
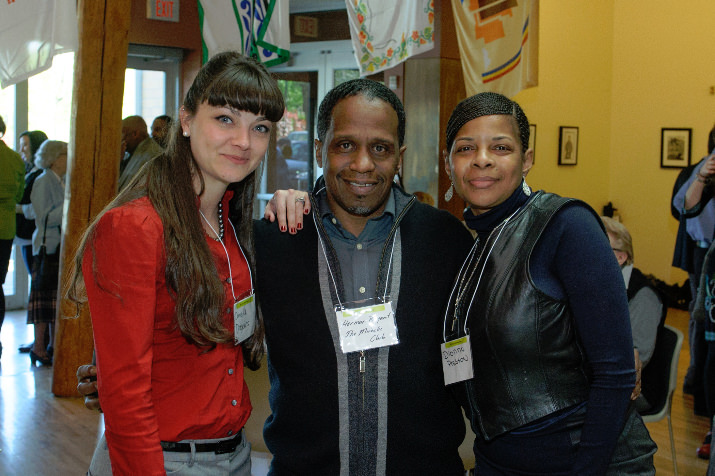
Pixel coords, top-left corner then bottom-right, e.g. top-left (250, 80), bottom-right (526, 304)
top-left (155, 0), bottom-right (173, 18)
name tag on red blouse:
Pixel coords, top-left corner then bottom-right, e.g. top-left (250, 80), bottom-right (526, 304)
top-left (234, 293), bottom-right (256, 344)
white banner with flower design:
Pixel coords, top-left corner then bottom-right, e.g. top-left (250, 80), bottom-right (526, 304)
top-left (451, 0), bottom-right (539, 97)
top-left (345, 0), bottom-right (435, 76)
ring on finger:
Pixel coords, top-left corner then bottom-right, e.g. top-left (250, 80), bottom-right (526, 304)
top-left (295, 197), bottom-right (306, 203)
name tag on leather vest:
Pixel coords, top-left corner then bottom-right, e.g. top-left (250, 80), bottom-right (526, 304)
top-left (234, 293), bottom-right (256, 344)
top-left (441, 336), bottom-right (474, 385)
top-left (335, 299), bottom-right (399, 353)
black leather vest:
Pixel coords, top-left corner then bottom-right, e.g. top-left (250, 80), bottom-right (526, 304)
top-left (448, 192), bottom-right (593, 440)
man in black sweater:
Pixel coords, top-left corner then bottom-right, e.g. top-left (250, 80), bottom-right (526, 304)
top-left (257, 79), bottom-right (472, 475)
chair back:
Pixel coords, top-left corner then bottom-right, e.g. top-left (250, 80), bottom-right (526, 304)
top-left (640, 324), bottom-right (683, 420)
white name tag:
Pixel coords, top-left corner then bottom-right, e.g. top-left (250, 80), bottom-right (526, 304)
top-left (441, 336), bottom-right (474, 385)
top-left (234, 293), bottom-right (256, 344)
top-left (336, 300), bottom-right (399, 353)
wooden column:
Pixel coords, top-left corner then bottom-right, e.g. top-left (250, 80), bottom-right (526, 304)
top-left (52, 0), bottom-right (130, 396)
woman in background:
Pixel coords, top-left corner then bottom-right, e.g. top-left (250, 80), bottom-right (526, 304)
top-left (15, 130), bottom-right (49, 354)
top-left (27, 140), bottom-right (67, 366)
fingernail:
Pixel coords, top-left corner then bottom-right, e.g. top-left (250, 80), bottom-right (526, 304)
top-left (297, 223), bottom-right (302, 230)
top-left (290, 227), bottom-right (296, 234)
top-left (304, 208), bottom-right (310, 214)
top-left (280, 225), bottom-right (286, 232)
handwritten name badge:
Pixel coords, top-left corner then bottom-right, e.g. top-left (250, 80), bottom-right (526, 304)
top-left (441, 336), bottom-right (474, 385)
top-left (336, 301), bottom-right (399, 353)
top-left (234, 293), bottom-right (256, 344)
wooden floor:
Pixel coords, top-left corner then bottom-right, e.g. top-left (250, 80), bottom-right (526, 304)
top-left (0, 307), bottom-right (711, 475)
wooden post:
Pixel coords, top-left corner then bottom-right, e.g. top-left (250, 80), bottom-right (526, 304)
top-left (52, 0), bottom-right (131, 396)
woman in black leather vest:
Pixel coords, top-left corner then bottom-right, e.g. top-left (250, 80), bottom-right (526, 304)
top-left (442, 92), bottom-right (656, 475)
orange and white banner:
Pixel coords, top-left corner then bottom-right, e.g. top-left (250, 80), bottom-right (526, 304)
top-left (346, 0), bottom-right (435, 75)
top-left (451, 0), bottom-right (538, 97)
top-left (0, 0), bottom-right (78, 89)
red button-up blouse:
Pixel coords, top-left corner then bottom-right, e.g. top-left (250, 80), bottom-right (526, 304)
top-left (84, 194), bottom-right (252, 475)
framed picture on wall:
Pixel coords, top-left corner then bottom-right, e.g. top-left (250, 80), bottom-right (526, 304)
top-left (660, 128), bottom-right (692, 168)
top-left (558, 126), bottom-right (578, 165)
top-left (529, 124), bottom-right (536, 162)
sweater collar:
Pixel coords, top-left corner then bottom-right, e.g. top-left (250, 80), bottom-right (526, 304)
top-left (463, 181), bottom-right (530, 236)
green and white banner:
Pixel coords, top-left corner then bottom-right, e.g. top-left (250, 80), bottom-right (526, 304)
top-left (198, 0), bottom-right (290, 67)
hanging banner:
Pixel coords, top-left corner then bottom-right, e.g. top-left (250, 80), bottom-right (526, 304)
top-left (0, 0), bottom-right (78, 89)
top-left (451, 0), bottom-right (539, 97)
top-left (198, 0), bottom-right (290, 67)
top-left (346, 0), bottom-right (435, 76)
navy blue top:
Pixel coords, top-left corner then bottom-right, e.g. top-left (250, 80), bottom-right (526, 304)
top-left (464, 185), bottom-right (636, 475)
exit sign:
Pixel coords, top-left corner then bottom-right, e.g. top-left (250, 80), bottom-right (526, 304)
top-left (147, 0), bottom-right (179, 22)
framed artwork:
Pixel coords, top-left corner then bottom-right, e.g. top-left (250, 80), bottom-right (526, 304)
top-left (558, 126), bottom-right (578, 165)
top-left (529, 124), bottom-right (536, 162)
top-left (660, 128), bottom-right (692, 168)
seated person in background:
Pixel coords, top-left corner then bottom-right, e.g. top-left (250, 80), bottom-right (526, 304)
top-left (602, 216), bottom-right (665, 411)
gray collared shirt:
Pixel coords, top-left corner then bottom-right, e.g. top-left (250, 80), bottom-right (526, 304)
top-left (316, 187), bottom-right (396, 303)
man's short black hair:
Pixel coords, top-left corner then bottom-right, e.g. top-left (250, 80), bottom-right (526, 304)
top-left (316, 79), bottom-right (406, 147)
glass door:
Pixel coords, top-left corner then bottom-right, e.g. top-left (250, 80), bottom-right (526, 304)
top-left (256, 40), bottom-right (360, 210)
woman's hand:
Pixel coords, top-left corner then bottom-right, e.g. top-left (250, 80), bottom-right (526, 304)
top-left (263, 189), bottom-right (311, 234)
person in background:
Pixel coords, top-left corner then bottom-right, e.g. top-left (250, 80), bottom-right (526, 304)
top-left (601, 216), bottom-right (665, 412)
top-left (117, 115), bottom-right (163, 191)
top-left (150, 114), bottom-right (172, 149)
top-left (441, 92), bottom-right (655, 474)
top-left (677, 125), bottom-right (715, 459)
top-left (0, 114), bottom-right (26, 359)
top-left (672, 123), bottom-right (715, 409)
top-left (15, 130), bottom-right (49, 354)
top-left (27, 140), bottom-right (67, 366)
top-left (412, 190), bottom-right (434, 206)
top-left (68, 51), bottom-right (283, 476)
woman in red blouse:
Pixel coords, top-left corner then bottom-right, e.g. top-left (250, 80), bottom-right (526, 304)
top-left (68, 52), bottom-right (284, 476)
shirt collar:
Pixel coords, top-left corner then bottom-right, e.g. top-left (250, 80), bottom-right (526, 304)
top-left (621, 263), bottom-right (634, 288)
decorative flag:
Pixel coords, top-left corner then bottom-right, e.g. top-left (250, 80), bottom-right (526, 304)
top-left (451, 0), bottom-right (538, 97)
top-left (346, 0), bottom-right (435, 75)
top-left (198, 0), bottom-right (290, 67)
top-left (0, 0), bottom-right (78, 89)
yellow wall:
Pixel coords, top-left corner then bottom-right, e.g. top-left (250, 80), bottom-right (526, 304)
top-left (512, 1), bottom-right (714, 284)
top-left (610, 1), bottom-right (715, 283)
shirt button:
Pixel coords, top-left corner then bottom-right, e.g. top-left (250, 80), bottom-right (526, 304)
top-left (226, 308), bottom-right (232, 314)
top-left (356, 243), bottom-right (363, 250)
top-left (228, 430), bottom-right (233, 436)
top-left (228, 368), bottom-right (234, 375)
top-left (231, 399), bottom-right (237, 406)
top-left (226, 277), bottom-right (232, 284)
top-left (331, 218), bottom-right (337, 225)
top-left (359, 286), bottom-right (366, 294)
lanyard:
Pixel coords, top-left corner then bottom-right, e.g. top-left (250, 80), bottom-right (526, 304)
top-left (442, 208), bottom-right (519, 341)
top-left (199, 209), bottom-right (253, 302)
top-left (312, 211), bottom-right (397, 308)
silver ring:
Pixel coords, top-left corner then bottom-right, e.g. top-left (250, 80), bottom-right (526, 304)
top-left (295, 197), bottom-right (306, 203)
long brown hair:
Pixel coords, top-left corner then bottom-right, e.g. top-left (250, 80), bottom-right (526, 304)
top-left (68, 52), bottom-right (284, 369)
